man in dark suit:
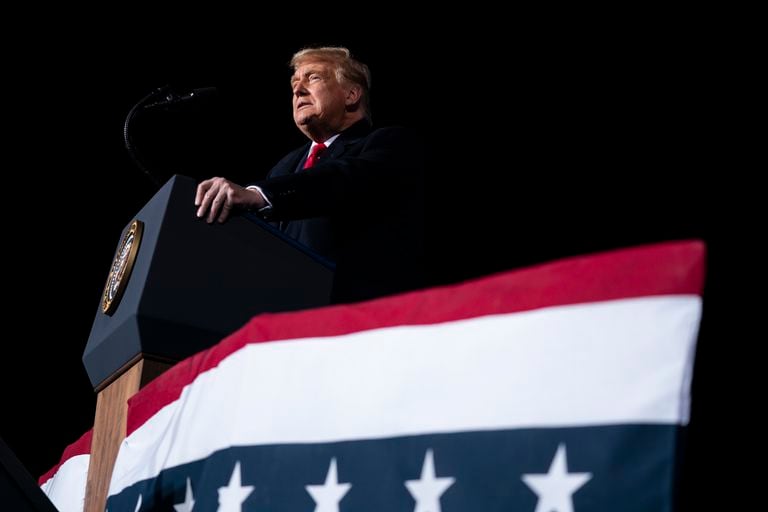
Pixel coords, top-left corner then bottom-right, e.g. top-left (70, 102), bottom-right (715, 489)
top-left (195, 46), bottom-right (424, 303)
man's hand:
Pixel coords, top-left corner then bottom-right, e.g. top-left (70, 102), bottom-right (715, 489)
top-left (195, 177), bottom-right (266, 224)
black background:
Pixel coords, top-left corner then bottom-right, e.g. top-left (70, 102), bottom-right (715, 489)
top-left (0, 19), bottom-right (747, 509)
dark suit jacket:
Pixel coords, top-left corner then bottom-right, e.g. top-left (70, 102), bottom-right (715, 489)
top-left (253, 120), bottom-right (424, 303)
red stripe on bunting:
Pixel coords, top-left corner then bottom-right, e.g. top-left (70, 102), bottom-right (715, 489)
top-left (127, 240), bottom-right (705, 435)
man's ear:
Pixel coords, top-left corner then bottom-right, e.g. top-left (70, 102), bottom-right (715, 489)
top-left (345, 85), bottom-right (362, 107)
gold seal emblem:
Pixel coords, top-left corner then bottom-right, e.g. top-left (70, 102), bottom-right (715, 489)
top-left (102, 220), bottom-right (144, 315)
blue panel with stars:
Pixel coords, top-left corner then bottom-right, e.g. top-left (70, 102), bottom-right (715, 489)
top-left (107, 424), bottom-right (680, 511)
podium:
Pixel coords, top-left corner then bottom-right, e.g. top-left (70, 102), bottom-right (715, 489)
top-left (80, 175), bottom-right (333, 511)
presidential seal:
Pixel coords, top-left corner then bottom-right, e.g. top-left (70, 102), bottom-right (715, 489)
top-left (102, 220), bottom-right (144, 315)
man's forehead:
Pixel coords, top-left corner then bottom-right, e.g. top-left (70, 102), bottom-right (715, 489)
top-left (293, 60), bottom-right (333, 76)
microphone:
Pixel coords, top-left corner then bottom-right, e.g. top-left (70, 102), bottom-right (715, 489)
top-left (123, 85), bottom-right (218, 187)
top-left (142, 86), bottom-right (217, 110)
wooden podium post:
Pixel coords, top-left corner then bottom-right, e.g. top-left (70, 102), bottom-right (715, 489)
top-left (84, 357), bottom-right (171, 512)
top-left (80, 175), bottom-right (333, 511)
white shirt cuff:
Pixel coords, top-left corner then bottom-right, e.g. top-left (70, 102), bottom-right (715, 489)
top-left (246, 185), bottom-right (272, 212)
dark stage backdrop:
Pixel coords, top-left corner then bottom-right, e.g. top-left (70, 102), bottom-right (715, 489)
top-left (1, 27), bottom-right (743, 510)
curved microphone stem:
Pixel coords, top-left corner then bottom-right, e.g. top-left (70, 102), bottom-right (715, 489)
top-left (123, 86), bottom-right (170, 188)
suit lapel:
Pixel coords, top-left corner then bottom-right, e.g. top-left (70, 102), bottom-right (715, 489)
top-left (291, 143), bottom-right (311, 173)
top-left (278, 121), bottom-right (371, 232)
top-left (326, 120), bottom-right (372, 160)
top-left (287, 120), bottom-right (373, 173)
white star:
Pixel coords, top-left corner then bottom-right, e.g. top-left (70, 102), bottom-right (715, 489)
top-left (521, 443), bottom-right (592, 512)
top-left (405, 449), bottom-right (455, 512)
top-left (174, 478), bottom-right (195, 512)
top-left (306, 458), bottom-right (351, 512)
top-left (217, 462), bottom-right (254, 511)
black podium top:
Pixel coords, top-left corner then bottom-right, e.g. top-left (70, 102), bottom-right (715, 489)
top-left (82, 175), bottom-right (334, 389)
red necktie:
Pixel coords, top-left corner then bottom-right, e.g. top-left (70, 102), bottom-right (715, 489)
top-left (303, 142), bottom-right (327, 169)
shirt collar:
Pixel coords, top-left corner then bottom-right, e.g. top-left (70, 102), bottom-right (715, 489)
top-left (309, 133), bottom-right (341, 152)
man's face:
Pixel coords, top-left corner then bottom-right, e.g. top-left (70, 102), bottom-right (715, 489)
top-left (291, 60), bottom-right (348, 136)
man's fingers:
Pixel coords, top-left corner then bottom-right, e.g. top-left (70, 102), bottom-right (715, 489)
top-left (207, 193), bottom-right (226, 224)
top-left (197, 181), bottom-right (220, 218)
top-left (195, 179), bottom-right (239, 223)
top-left (197, 189), bottom-right (214, 218)
top-left (196, 193), bottom-right (209, 218)
top-left (217, 203), bottom-right (232, 224)
top-left (206, 195), bottom-right (219, 223)
top-left (195, 180), bottom-right (212, 206)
